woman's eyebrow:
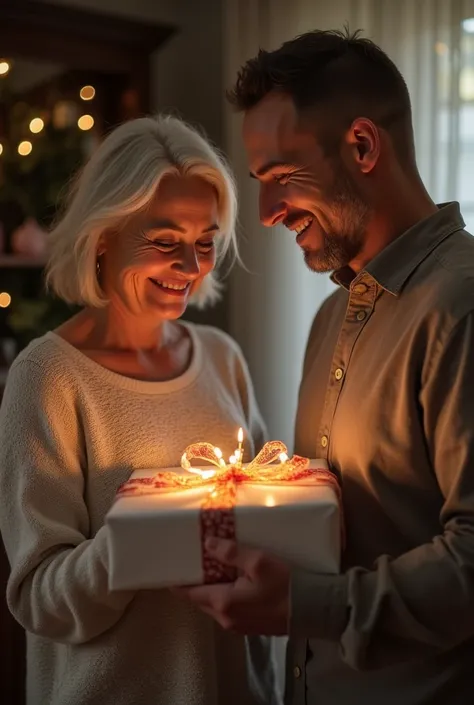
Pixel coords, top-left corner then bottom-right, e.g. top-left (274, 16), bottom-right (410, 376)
top-left (144, 219), bottom-right (219, 233)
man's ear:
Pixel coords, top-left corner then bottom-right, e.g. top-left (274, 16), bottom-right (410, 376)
top-left (342, 118), bottom-right (380, 174)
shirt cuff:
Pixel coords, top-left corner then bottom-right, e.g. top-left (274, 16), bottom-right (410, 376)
top-left (289, 568), bottom-right (349, 640)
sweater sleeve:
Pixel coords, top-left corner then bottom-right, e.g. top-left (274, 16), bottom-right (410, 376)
top-left (290, 311), bottom-right (474, 670)
top-left (0, 358), bottom-right (135, 645)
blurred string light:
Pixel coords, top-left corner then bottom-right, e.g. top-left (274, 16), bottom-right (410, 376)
top-left (0, 143), bottom-right (3, 156)
top-left (29, 117), bottom-right (44, 134)
top-left (80, 85), bottom-right (95, 101)
top-left (435, 41), bottom-right (449, 56)
top-left (78, 114), bottom-right (94, 131)
top-left (0, 60), bottom-right (10, 76)
top-left (0, 292), bottom-right (12, 308)
top-left (18, 140), bottom-right (32, 156)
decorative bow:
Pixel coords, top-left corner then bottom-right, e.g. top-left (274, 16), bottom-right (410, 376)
top-left (117, 440), bottom-right (330, 498)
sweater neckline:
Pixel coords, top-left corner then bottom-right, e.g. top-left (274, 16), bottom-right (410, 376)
top-left (44, 321), bottom-right (203, 394)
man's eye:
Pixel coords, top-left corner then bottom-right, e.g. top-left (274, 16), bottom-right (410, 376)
top-left (274, 174), bottom-right (290, 185)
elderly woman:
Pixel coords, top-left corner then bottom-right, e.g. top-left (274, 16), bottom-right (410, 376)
top-left (0, 115), bottom-right (278, 705)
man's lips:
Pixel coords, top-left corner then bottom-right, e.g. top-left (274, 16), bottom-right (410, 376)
top-left (284, 216), bottom-right (314, 244)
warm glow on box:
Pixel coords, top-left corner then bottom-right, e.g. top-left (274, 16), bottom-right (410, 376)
top-left (188, 467), bottom-right (216, 480)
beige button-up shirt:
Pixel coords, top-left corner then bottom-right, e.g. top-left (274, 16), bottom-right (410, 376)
top-left (287, 203), bottom-right (474, 705)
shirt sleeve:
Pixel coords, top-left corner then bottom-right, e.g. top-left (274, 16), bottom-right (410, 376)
top-left (290, 310), bottom-right (474, 670)
top-left (0, 358), bottom-right (135, 645)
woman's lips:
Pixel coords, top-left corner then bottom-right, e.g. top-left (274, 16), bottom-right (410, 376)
top-left (149, 278), bottom-right (191, 296)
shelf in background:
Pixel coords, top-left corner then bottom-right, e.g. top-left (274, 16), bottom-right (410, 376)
top-left (0, 254), bottom-right (47, 268)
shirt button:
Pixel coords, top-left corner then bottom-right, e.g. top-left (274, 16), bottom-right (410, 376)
top-left (356, 310), bottom-right (367, 321)
top-left (293, 665), bottom-right (302, 678)
top-left (353, 283), bottom-right (368, 294)
top-left (321, 435), bottom-right (328, 448)
top-left (334, 367), bottom-right (344, 381)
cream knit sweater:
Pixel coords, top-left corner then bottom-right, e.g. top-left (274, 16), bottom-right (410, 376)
top-left (0, 322), bottom-right (279, 705)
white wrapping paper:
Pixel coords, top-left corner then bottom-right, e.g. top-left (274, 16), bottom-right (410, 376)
top-left (106, 460), bottom-right (340, 590)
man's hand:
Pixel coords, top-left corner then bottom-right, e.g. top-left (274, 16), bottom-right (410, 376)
top-left (174, 536), bottom-right (291, 635)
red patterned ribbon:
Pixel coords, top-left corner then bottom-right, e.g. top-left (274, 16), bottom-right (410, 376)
top-left (117, 442), bottom-right (343, 583)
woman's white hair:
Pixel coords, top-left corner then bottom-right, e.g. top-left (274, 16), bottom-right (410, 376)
top-left (45, 114), bottom-right (238, 308)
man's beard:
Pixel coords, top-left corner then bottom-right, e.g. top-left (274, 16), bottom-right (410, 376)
top-left (303, 166), bottom-right (370, 274)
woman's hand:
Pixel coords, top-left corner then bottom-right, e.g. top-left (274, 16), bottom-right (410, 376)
top-left (174, 536), bottom-right (290, 635)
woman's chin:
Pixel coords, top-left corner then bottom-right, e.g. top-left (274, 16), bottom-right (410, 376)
top-left (146, 298), bottom-right (189, 320)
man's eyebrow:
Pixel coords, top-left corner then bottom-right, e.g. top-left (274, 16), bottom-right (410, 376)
top-left (249, 161), bottom-right (292, 179)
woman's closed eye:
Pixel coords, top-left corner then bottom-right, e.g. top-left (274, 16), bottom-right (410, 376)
top-left (149, 240), bottom-right (177, 252)
top-left (146, 237), bottom-right (215, 254)
top-left (196, 239), bottom-right (215, 254)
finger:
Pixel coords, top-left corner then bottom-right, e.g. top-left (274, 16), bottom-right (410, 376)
top-left (205, 537), bottom-right (261, 573)
top-left (173, 582), bottom-right (233, 610)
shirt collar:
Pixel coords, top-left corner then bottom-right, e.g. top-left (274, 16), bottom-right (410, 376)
top-left (331, 202), bottom-right (466, 295)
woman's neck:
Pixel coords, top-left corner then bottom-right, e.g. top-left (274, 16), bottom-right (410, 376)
top-left (57, 306), bottom-right (172, 352)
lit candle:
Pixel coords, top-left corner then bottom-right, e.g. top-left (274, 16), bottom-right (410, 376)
top-left (237, 427), bottom-right (244, 468)
top-left (279, 452), bottom-right (289, 463)
top-left (229, 454), bottom-right (237, 465)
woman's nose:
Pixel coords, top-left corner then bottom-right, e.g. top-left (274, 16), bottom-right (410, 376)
top-left (172, 246), bottom-right (200, 278)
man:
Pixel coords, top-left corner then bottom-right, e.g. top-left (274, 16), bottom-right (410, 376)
top-left (179, 29), bottom-right (474, 704)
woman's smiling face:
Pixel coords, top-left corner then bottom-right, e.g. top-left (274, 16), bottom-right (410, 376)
top-left (100, 174), bottom-right (220, 321)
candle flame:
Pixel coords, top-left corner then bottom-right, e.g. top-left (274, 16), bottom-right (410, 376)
top-left (229, 455), bottom-right (236, 465)
top-left (265, 495), bottom-right (276, 507)
top-left (279, 452), bottom-right (289, 463)
top-left (237, 427), bottom-right (243, 443)
top-left (214, 447), bottom-right (223, 459)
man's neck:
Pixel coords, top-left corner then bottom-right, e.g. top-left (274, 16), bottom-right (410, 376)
top-left (349, 186), bottom-right (438, 274)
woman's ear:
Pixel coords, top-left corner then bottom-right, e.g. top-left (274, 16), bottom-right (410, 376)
top-left (96, 236), bottom-right (107, 257)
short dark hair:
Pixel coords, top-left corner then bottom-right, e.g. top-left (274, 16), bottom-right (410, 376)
top-left (228, 28), bottom-right (415, 164)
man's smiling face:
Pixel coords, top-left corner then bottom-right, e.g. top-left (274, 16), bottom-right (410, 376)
top-left (243, 92), bottom-right (370, 273)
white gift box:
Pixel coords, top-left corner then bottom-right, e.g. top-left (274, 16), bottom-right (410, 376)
top-left (106, 460), bottom-right (341, 591)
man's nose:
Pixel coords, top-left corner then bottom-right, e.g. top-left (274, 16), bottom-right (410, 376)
top-left (259, 189), bottom-right (287, 227)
